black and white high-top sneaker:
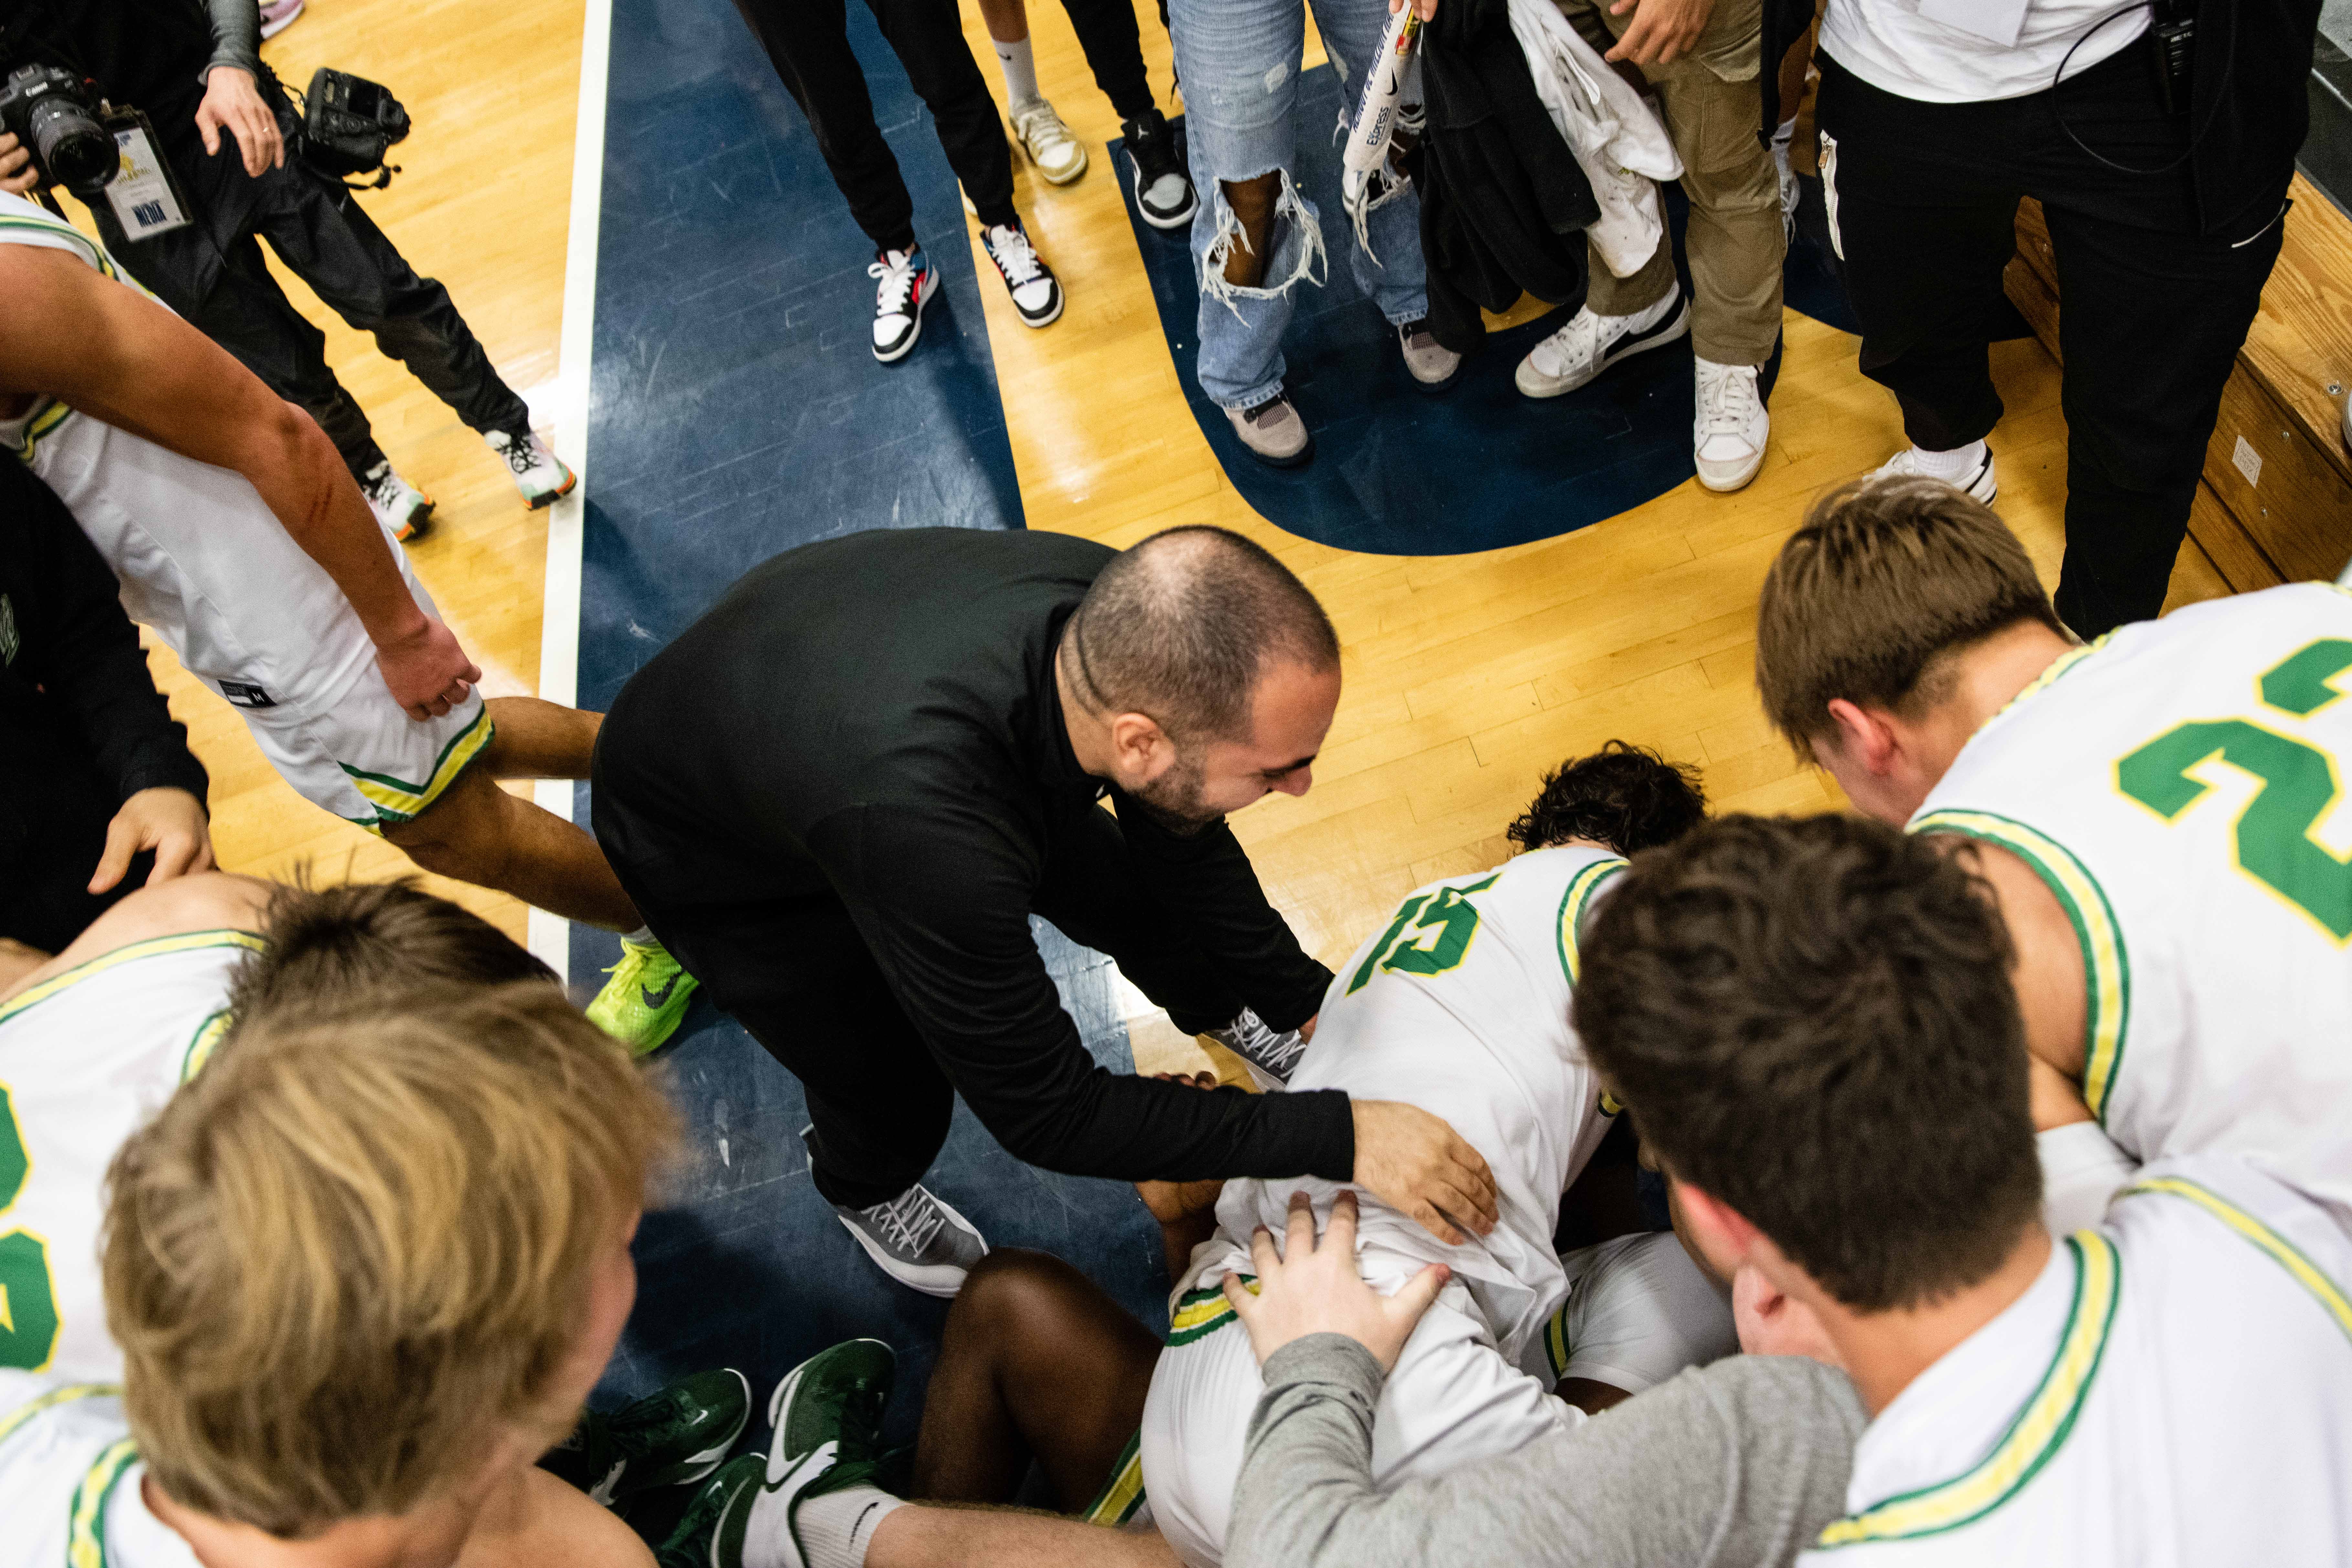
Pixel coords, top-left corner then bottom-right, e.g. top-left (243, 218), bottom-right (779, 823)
top-left (1122, 109), bottom-right (1197, 229)
top-left (868, 246), bottom-right (937, 364)
top-left (980, 221), bottom-right (1064, 329)
top-left (1205, 1006), bottom-right (1312, 1091)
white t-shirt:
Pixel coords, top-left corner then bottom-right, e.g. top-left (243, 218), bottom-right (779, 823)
top-left (1911, 585), bottom-right (2352, 1235)
top-left (1820, 0), bottom-right (2149, 103)
top-left (0, 931), bottom-right (257, 1384)
top-left (0, 1376), bottom-right (199, 1568)
top-left (1193, 845), bottom-right (1629, 1374)
top-left (1798, 1152), bottom-right (2352, 1566)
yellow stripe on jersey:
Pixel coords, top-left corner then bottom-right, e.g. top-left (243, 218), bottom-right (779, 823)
top-left (340, 707), bottom-right (495, 832)
top-left (0, 212), bottom-right (119, 281)
top-left (2127, 1177), bottom-right (2352, 1349)
top-left (7, 398), bottom-right (75, 462)
top-left (1909, 810), bottom-right (2130, 1119)
top-left (181, 1010), bottom-right (232, 1084)
top-left (0, 1383), bottom-right (117, 1449)
top-left (1167, 1275), bottom-right (1258, 1346)
top-left (0, 931), bottom-right (266, 1030)
top-left (1988, 638), bottom-right (2110, 726)
top-left (1816, 1234), bottom-right (2119, 1550)
top-left (1081, 1431), bottom-right (1148, 1526)
top-left (1544, 1299), bottom-right (1573, 1383)
top-left (1554, 857), bottom-right (1628, 986)
top-left (66, 1436), bottom-right (140, 1568)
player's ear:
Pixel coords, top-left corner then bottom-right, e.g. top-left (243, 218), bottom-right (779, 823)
top-left (1107, 710), bottom-right (1175, 786)
top-left (1823, 699), bottom-right (1899, 777)
top-left (1670, 1181), bottom-right (1760, 1275)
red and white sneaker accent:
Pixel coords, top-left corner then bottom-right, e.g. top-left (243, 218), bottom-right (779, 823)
top-left (870, 247), bottom-right (937, 364)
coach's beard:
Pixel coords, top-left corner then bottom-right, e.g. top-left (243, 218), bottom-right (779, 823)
top-left (1128, 748), bottom-right (1221, 837)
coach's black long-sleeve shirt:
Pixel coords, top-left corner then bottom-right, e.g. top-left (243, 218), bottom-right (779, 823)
top-left (595, 527), bottom-right (1355, 1186)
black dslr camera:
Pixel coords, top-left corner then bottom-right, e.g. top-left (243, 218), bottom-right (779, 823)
top-left (299, 67), bottom-right (408, 188)
top-left (0, 62), bottom-right (115, 197)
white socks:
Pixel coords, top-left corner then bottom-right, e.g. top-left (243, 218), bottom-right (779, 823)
top-left (775, 1486), bottom-right (905, 1568)
top-left (1905, 439), bottom-right (1987, 481)
top-left (994, 34), bottom-right (1041, 108)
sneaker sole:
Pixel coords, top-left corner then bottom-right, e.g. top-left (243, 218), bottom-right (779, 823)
top-left (1695, 444), bottom-right (1767, 493)
top-left (1516, 297), bottom-right (1691, 400)
top-left (1014, 123), bottom-right (1089, 186)
top-left (874, 267), bottom-right (938, 365)
top-left (389, 496), bottom-right (436, 544)
top-left (1236, 428), bottom-right (1314, 469)
top-left (833, 1200), bottom-right (988, 1298)
top-left (1130, 159), bottom-right (1196, 230)
top-left (1014, 289), bottom-right (1064, 330)
top-left (524, 468), bottom-right (577, 511)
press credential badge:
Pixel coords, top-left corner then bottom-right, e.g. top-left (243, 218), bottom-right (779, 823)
top-left (104, 116), bottom-right (191, 241)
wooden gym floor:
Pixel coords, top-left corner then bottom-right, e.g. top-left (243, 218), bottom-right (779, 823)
top-left (106, 0), bottom-right (2227, 1070)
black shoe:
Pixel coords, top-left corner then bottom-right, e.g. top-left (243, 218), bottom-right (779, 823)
top-left (1122, 109), bottom-right (1196, 230)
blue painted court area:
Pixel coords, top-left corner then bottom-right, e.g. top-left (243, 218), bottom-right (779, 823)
top-left (571, 0), bottom-right (1168, 1453)
top-left (1118, 65), bottom-right (1859, 556)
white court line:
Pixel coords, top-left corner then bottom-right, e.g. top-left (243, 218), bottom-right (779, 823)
top-left (526, 0), bottom-right (616, 974)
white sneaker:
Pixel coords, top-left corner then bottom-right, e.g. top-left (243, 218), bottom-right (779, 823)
top-left (1010, 97), bottom-right (1087, 186)
top-left (485, 429), bottom-right (576, 509)
top-left (1870, 443), bottom-right (1999, 504)
top-left (827, 1181), bottom-right (988, 1297)
top-left (868, 246), bottom-right (937, 363)
top-left (1692, 358), bottom-right (1769, 493)
top-left (1516, 288), bottom-right (1690, 399)
top-left (981, 222), bottom-right (1063, 328)
top-left (359, 462), bottom-right (433, 542)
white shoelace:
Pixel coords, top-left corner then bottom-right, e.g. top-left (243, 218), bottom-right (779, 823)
top-left (870, 252), bottom-right (920, 316)
top-left (1532, 310), bottom-right (1609, 377)
top-left (865, 1188), bottom-right (946, 1255)
top-left (1697, 365), bottom-right (1761, 438)
top-left (985, 226), bottom-right (1043, 287)
top-left (1012, 100), bottom-right (1076, 158)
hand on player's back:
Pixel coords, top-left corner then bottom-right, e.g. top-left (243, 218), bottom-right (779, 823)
top-left (1226, 1191), bottom-right (1449, 1373)
top-left (1351, 1099), bottom-right (1498, 1244)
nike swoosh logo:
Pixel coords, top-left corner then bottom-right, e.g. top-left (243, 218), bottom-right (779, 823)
top-left (766, 1436), bottom-right (837, 1491)
top-left (589, 1459), bottom-right (626, 1506)
top-left (640, 977), bottom-right (677, 1007)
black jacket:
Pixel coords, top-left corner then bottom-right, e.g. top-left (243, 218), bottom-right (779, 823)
top-left (594, 527), bottom-right (1356, 1186)
top-left (0, 458), bottom-right (208, 937)
top-left (1763, 0), bottom-right (2323, 236)
top-left (1414, 0), bottom-right (1600, 354)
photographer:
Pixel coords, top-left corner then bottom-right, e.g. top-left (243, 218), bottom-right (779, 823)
top-left (0, 0), bottom-right (572, 540)
top-left (0, 458), bottom-right (212, 977)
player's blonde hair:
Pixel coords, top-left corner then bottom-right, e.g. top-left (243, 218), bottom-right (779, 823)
top-left (102, 982), bottom-right (677, 1538)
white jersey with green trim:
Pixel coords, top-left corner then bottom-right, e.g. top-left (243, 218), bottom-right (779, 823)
top-left (1908, 584), bottom-right (2352, 1224)
top-left (0, 932), bottom-right (258, 1385)
top-left (1799, 1152), bottom-right (2352, 1566)
top-left (1199, 844), bottom-right (1628, 1373)
top-left (0, 1374), bottom-right (197, 1568)
top-left (0, 193), bottom-right (398, 715)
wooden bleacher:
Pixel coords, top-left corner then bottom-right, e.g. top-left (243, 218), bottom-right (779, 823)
top-left (2004, 177), bottom-right (2352, 593)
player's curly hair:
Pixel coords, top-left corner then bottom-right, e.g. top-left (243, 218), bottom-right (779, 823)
top-left (1505, 741), bottom-right (1708, 857)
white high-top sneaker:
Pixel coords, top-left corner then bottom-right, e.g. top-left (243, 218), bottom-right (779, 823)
top-left (1692, 358), bottom-right (1769, 493)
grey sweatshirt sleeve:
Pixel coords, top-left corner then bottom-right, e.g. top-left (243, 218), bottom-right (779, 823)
top-left (1226, 1335), bottom-right (1866, 1568)
top-left (199, 0), bottom-right (264, 86)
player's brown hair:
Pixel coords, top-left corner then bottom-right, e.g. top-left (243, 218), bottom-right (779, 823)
top-left (1755, 476), bottom-right (2065, 752)
top-left (103, 983), bottom-right (676, 1537)
top-left (225, 879), bottom-right (557, 1021)
top-left (1572, 814), bottom-right (2042, 1312)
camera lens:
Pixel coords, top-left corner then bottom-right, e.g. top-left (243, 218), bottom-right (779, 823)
top-left (29, 96), bottom-right (116, 197)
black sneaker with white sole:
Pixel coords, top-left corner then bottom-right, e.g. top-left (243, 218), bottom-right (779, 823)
top-left (1204, 1006), bottom-right (1312, 1090)
top-left (981, 221), bottom-right (1063, 328)
top-left (868, 246), bottom-right (937, 364)
top-left (1122, 109), bottom-right (1196, 229)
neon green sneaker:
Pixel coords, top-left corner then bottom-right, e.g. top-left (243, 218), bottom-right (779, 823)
top-left (588, 937), bottom-right (701, 1057)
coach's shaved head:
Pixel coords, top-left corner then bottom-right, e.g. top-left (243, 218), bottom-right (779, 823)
top-left (1064, 526), bottom-right (1339, 743)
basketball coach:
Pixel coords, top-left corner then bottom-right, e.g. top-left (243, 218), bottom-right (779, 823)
top-left (591, 525), bottom-right (1498, 1296)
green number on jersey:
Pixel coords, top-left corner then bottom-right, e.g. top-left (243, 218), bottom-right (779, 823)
top-left (0, 1082), bottom-right (61, 1369)
top-left (1344, 874), bottom-right (1499, 993)
top-left (2116, 639), bottom-right (2352, 942)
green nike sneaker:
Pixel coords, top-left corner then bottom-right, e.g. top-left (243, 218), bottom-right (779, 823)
top-left (655, 1454), bottom-right (764, 1568)
top-left (687, 1340), bottom-right (896, 1568)
top-left (541, 1367), bottom-right (751, 1506)
top-left (588, 936), bottom-right (701, 1057)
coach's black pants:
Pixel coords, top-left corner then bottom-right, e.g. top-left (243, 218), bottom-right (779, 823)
top-left (1817, 48), bottom-right (2289, 638)
top-left (93, 90), bottom-right (531, 485)
top-left (730, 0), bottom-right (1019, 250)
top-left (594, 790), bottom-right (1249, 1212)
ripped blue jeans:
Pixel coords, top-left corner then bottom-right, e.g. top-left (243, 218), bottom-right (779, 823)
top-left (1165, 0), bottom-right (1429, 411)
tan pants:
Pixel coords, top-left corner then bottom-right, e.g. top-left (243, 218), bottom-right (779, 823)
top-left (1555, 0), bottom-right (1785, 366)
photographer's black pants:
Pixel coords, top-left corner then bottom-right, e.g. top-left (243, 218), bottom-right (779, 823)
top-left (1817, 48), bottom-right (2290, 638)
top-left (1055, 0), bottom-right (1156, 123)
top-left (729, 0), bottom-right (1020, 250)
top-left (94, 99), bottom-right (532, 484)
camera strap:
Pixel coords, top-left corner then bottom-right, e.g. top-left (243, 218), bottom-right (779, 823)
top-left (98, 108), bottom-right (191, 241)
